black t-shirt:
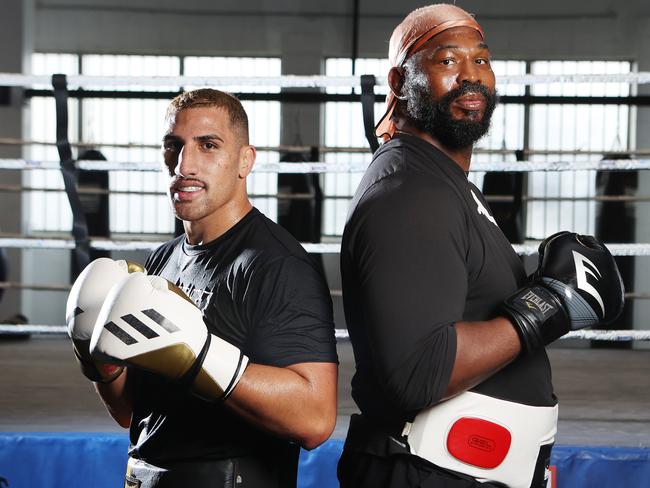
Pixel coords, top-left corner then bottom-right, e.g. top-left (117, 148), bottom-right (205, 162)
top-left (128, 207), bottom-right (338, 464)
top-left (341, 134), bottom-right (555, 428)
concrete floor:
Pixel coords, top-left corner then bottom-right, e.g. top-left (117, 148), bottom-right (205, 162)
top-left (1, 336), bottom-right (649, 447)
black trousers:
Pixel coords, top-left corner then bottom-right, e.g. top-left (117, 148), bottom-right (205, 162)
top-left (338, 449), bottom-right (504, 488)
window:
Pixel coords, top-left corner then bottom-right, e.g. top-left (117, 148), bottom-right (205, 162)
top-left (527, 60), bottom-right (632, 238)
top-left (81, 54), bottom-right (181, 235)
top-left (184, 57), bottom-right (281, 221)
top-left (322, 58), bottom-right (390, 237)
top-left (467, 60), bottom-right (527, 188)
top-left (322, 58), bottom-right (633, 241)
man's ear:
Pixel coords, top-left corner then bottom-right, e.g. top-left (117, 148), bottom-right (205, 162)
top-left (238, 144), bottom-right (256, 179)
top-left (388, 66), bottom-right (407, 100)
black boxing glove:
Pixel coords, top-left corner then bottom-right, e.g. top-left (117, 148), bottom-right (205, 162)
top-left (501, 231), bottom-right (625, 354)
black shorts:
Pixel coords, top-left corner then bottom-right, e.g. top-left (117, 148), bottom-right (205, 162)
top-left (125, 446), bottom-right (299, 488)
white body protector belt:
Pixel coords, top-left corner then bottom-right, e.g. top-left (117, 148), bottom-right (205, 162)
top-left (403, 391), bottom-right (558, 488)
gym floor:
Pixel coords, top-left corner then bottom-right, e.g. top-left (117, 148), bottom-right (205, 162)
top-left (1, 336), bottom-right (649, 448)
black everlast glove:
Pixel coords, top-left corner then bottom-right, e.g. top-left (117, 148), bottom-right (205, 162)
top-left (501, 231), bottom-right (625, 354)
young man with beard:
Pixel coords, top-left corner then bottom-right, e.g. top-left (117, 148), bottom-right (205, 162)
top-left (338, 4), bottom-right (623, 488)
top-left (67, 89), bottom-right (338, 487)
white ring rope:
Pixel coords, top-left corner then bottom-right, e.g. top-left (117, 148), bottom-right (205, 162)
top-left (3, 158), bottom-right (650, 173)
top-left (512, 243), bottom-right (650, 257)
top-left (4, 280), bottom-right (649, 301)
top-left (4, 138), bottom-right (650, 158)
top-left (0, 237), bottom-right (341, 254)
top-left (2, 72), bottom-right (650, 88)
top-left (332, 329), bottom-right (650, 342)
top-left (1, 237), bottom-right (649, 257)
top-left (0, 325), bottom-right (69, 335)
top-left (0, 324), bottom-right (648, 342)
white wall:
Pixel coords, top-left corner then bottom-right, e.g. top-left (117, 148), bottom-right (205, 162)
top-left (33, 0), bottom-right (649, 60)
top-left (0, 0), bottom-right (33, 323)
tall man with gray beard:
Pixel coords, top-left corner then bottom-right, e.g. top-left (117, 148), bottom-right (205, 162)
top-left (338, 4), bottom-right (624, 487)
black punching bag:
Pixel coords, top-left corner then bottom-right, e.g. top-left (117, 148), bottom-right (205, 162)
top-left (0, 247), bottom-right (7, 304)
top-left (277, 148), bottom-right (323, 243)
top-left (482, 150), bottom-right (526, 243)
top-left (594, 154), bottom-right (637, 349)
top-left (77, 149), bottom-right (110, 262)
top-left (277, 148), bottom-right (324, 273)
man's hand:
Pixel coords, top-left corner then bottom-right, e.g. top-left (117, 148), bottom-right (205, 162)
top-left (90, 273), bottom-right (249, 400)
top-left (501, 231), bottom-right (624, 354)
top-left (66, 258), bottom-right (145, 382)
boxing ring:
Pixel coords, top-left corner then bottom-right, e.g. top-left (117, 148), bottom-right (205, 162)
top-left (1, 72), bottom-right (650, 487)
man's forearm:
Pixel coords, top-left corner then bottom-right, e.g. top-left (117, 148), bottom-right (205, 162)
top-left (445, 318), bottom-right (521, 399)
top-left (94, 368), bottom-right (133, 428)
top-left (225, 362), bottom-right (337, 450)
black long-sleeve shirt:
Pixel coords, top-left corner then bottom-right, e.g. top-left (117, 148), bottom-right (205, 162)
top-left (341, 134), bottom-right (555, 428)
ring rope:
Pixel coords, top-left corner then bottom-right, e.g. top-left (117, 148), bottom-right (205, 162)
top-left (1, 237), bottom-right (649, 256)
top-left (0, 281), bottom-right (70, 291)
top-left (4, 137), bottom-right (650, 158)
top-left (333, 329), bottom-right (650, 341)
top-left (5, 281), bottom-right (650, 303)
top-left (4, 185), bottom-right (650, 204)
top-left (3, 158), bottom-right (650, 173)
top-left (2, 72), bottom-right (650, 88)
top-left (0, 324), bottom-right (648, 341)
top-left (0, 237), bottom-right (341, 253)
top-left (0, 185), bottom-right (324, 201)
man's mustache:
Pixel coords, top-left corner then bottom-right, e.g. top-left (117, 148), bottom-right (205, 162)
top-left (439, 81), bottom-right (498, 108)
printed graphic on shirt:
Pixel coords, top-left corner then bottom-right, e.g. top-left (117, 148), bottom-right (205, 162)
top-left (471, 190), bottom-right (497, 226)
top-left (177, 281), bottom-right (213, 312)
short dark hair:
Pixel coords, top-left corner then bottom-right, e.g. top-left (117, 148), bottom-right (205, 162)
top-left (166, 88), bottom-right (249, 143)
